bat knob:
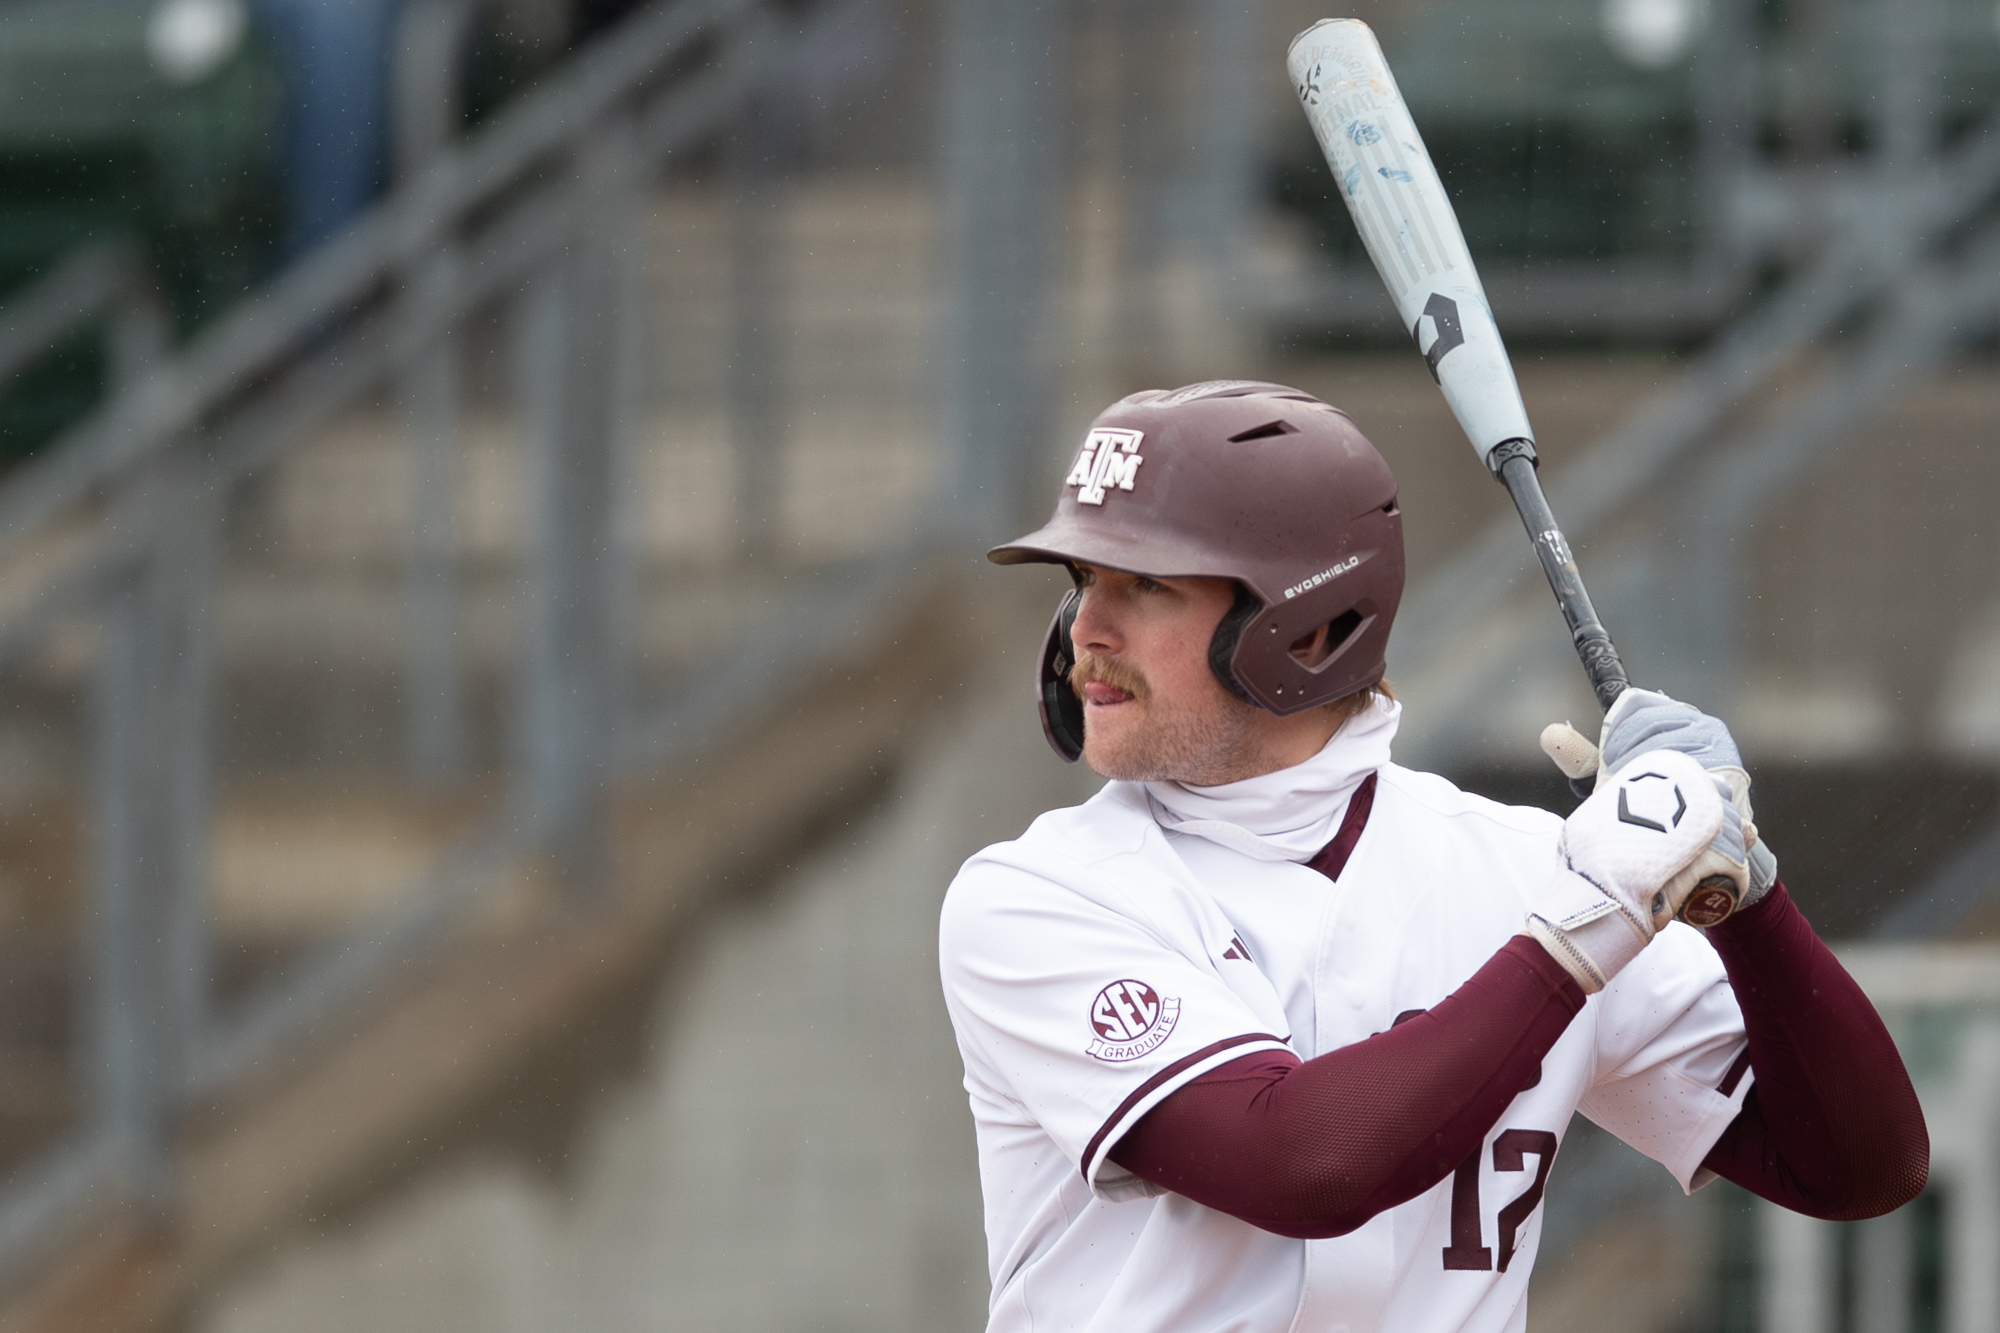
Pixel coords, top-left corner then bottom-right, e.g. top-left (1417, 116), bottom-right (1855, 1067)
top-left (1678, 875), bottom-right (1741, 928)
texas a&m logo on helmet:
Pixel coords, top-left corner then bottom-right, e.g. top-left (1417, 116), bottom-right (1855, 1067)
top-left (1086, 979), bottom-right (1180, 1062)
top-left (1064, 429), bottom-right (1146, 505)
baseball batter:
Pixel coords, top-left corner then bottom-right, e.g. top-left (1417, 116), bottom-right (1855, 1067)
top-left (938, 382), bottom-right (1928, 1333)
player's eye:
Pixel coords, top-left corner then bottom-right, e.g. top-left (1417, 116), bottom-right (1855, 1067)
top-left (1133, 576), bottom-right (1166, 594)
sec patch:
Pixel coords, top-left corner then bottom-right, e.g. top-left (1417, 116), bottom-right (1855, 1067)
top-left (1086, 979), bottom-right (1180, 1062)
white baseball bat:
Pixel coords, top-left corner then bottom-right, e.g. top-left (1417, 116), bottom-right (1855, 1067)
top-left (1287, 18), bottom-right (1631, 713)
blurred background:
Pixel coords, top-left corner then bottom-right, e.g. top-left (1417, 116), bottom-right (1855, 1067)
top-left (0, 0), bottom-right (1987, 1329)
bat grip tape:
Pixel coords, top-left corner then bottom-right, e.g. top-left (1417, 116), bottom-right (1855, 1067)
top-left (1486, 440), bottom-right (1629, 715)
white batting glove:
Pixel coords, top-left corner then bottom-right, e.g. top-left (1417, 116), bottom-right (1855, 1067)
top-left (1539, 687), bottom-right (1777, 910)
top-left (1525, 749), bottom-right (1750, 994)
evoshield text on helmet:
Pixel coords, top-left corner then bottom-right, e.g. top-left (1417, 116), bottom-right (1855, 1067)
top-left (991, 381), bottom-right (1405, 761)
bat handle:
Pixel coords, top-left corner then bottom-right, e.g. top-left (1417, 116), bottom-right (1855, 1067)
top-left (1487, 439), bottom-right (1629, 715)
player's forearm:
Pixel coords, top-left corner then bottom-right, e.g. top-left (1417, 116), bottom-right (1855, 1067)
top-left (1699, 883), bottom-right (1929, 1220)
top-left (1108, 936), bottom-right (1584, 1239)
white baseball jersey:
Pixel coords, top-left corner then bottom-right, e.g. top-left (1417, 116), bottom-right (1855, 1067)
top-left (939, 740), bottom-right (1753, 1333)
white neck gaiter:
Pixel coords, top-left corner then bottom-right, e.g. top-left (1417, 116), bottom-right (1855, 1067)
top-left (1141, 695), bottom-right (1400, 863)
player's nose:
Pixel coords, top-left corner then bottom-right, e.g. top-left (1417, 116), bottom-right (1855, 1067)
top-left (1070, 585), bottom-right (1124, 656)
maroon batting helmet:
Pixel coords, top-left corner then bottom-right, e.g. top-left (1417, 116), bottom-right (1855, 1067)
top-left (989, 380), bottom-right (1404, 761)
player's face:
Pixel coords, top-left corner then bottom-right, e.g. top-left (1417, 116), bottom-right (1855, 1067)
top-left (1067, 564), bottom-right (1326, 785)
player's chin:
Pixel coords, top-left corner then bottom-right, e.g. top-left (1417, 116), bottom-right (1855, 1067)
top-left (1079, 716), bottom-right (1156, 781)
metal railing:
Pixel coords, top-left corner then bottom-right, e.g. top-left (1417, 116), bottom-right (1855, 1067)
top-left (0, 0), bottom-right (1043, 1289)
top-left (0, 238), bottom-right (170, 420)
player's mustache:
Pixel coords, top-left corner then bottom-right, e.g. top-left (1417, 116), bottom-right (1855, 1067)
top-left (1069, 653), bottom-right (1149, 700)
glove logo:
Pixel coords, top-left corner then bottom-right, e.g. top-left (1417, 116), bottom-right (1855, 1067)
top-left (1064, 428), bottom-right (1146, 506)
top-left (1616, 772), bottom-right (1686, 833)
top-left (1086, 979), bottom-right (1180, 1062)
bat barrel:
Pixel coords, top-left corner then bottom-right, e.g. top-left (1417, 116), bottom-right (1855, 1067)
top-left (1290, 20), bottom-right (1631, 716)
top-left (1488, 440), bottom-right (1629, 713)
top-left (1287, 19), bottom-right (1537, 463)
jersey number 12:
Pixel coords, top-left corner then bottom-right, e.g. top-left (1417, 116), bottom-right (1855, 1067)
top-left (1442, 1129), bottom-right (1558, 1273)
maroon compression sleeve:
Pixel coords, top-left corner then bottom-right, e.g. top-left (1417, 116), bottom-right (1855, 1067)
top-left (1109, 936), bottom-right (1584, 1239)
top-left (1698, 883), bottom-right (1929, 1220)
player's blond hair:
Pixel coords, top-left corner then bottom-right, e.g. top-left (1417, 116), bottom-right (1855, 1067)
top-left (1324, 677), bottom-right (1396, 727)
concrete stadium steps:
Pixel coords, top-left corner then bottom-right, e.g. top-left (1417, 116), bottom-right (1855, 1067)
top-left (644, 179), bottom-right (940, 411)
top-left (0, 565), bottom-right (1055, 1333)
top-left (264, 408), bottom-right (936, 573)
top-left (0, 781), bottom-right (508, 1188)
top-left (171, 572), bottom-right (1088, 1333)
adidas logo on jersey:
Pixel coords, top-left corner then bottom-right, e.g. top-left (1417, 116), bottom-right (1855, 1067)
top-left (1065, 429), bottom-right (1145, 505)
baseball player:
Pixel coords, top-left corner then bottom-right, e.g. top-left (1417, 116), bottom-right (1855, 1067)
top-left (938, 381), bottom-right (1928, 1333)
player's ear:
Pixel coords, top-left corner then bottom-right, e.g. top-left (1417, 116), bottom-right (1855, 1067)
top-left (1289, 622), bottom-right (1332, 668)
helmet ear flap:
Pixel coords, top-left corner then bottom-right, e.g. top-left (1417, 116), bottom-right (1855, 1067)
top-left (1037, 589), bottom-right (1086, 762)
top-left (1206, 584), bottom-right (1262, 705)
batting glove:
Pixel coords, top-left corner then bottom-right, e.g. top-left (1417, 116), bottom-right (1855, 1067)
top-left (1539, 687), bottom-right (1777, 910)
top-left (1525, 748), bottom-right (1750, 994)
